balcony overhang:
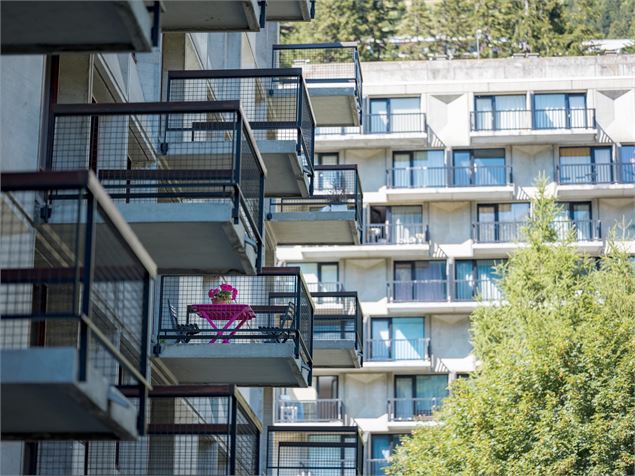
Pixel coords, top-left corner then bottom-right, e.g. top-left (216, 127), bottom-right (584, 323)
top-left (308, 86), bottom-right (361, 127)
top-left (362, 359), bottom-right (432, 371)
top-left (113, 202), bottom-right (258, 275)
top-left (258, 140), bottom-right (310, 197)
top-left (470, 128), bottom-right (597, 145)
top-left (472, 242), bottom-right (525, 258)
top-left (1, 348), bottom-right (138, 440)
top-left (266, 0), bottom-right (312, 21)
top-left (268, 211), bottom-right (360, 245)
top-left (313, 341), bottom-right (362, 369)
top-left (156, 342), bottom-right (310, 387)
top-left (556, 183), bottom-right (635, 199)
top-left (316, 132), bottom-right (428, 150)
top-left (386, 185), bottom-right (514, 203)
top-left (387, 301), bottom-right (480, 315)
top-left (1, 1), bottom-right (154, 54)
top-left (160, 0), bottom-right (262, 31)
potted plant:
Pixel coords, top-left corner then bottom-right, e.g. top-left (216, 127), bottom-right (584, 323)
top-left (209, 283), bottom-right (238, 304)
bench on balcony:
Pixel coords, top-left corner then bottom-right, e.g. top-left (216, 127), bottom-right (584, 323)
top-left (167, 299), bottom-right (200, 344)
top-left (256, 302), bottom-right (295, 343)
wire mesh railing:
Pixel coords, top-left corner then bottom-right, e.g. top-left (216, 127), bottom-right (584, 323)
top-left (166, 69), bottom-right (316, 187)
top-left (156, 267), bottom-right (314, 378)
top-left (470, 108), bottom-right (596, 131)
top-left (275, 398), bottom-right (345, 423)
top-left (387, 165), bottom-right (512, 188)
top-left (266, 426), bottom-right (363, 476)
top-left (273, 42), bottom-right (363, 124)
top-left (47, 101), bottom-right (266, 270)
top-left (0, 171), bottom-right (155, 436)
top-left (312, 291), bottom-right (362, 362)
top-left (364, 223), bottom-right (429, 245)
top-left (365, 338), bottom-right (430, 362)
top-left (34, 385), bottom-right (261, 475)
top-left (387, 397), bottom-right (443, 421)
top-left (269, 165), bottom-right (364, 240)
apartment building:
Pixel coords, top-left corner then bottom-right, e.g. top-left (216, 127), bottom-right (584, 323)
top-left (275, 55), bottom-right (635, 475)
top-left (1, 1), bottom-right (369, 475)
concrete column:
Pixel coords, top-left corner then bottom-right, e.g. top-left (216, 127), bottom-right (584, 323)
top-left (260, 386), bottom-right (274, 472)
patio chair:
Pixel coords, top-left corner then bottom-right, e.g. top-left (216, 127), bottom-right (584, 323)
top-left (259, 301), bottom-right (295, 343)
top-left (167, 299), bottom-right (200, 343)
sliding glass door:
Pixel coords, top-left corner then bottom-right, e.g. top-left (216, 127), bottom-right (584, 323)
top-left (453, 149), bottom-right (506, 186)
top-left (534, 93), bottom-right (587, 129)
top-left (559, 146), bottom-right (612, 184)
top-left (393, 261), bottom-right (447, 302)
top-left (392, 150), bottom-right (445, 188)
top-left (370, 318), bottom-right (425, 361)
top-left (369, 97), bottom-right (420, 133)
top-left (394, 375), bottom-right (449, 419)
top-left (474, 95), bottom-right (526, 130)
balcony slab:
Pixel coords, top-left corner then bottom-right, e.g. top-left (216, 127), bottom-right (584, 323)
top-left (160, 0), bottom-right (261, 31)
top-left (316, 132), bottom-right (428, 150)
top-left (385, 186), bottom-right (515, 203)
top-left (268, 211), bottom-right (360, 245)
top-left (266, 0), bottom-right (312, 21)
top-left (313, 340), bottom-right (362, 369)
top-left (556, 182), bottom-right (635, 200)
top-left (258, 140), bottom-right (310, 197)
top-left (308, 86), bottom-right (360, 127)
top-left (470, 128), bottom-right (596, 145)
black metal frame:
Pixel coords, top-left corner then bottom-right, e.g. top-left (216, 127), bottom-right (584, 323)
top-left (312, 290), bottom-right (363, 366)
top-left (272, 42), bottom-right (363, 125)
top-left (46, 100), bottom-right (266, 271)
top-left (166, 68), bottom-right (316, 192)
top-left (268, 164), bottom-right (364, 243)
top-left (155, 267), bottom-right (314, 383)
top-left (266, 425), bottom-right (363, 476)
top-left (0, 171), bottom-right (155, 437)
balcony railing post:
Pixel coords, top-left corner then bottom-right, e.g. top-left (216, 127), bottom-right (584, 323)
top-left (78, 190), bottom-right (96, 382)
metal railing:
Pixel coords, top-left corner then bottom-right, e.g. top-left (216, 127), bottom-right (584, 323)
top-left (552, 219), bottom-right (602, 241)
top-left (269, 164), bottom-right (364, 241)
top-left (316, 111), bottom-right (426, 136)
top-left (557, 162), bottom-right (635, 185)
top-left (306, 281), bottom-right (345, 293)
top-left (470, 108), bottom-right (596, 131)
top-left (313, 291), bottom-right (363, 363)
top-left (387, 397), bottom-right (443, 421)
top-left (275, 398), bottom-right (346, 423)
top-left (166, 69), bottom-right (316, 187)
top-left (368, 458), bottom-right (391, 475)
top-left (387, 165), bottom-right (512, 188)
top-left (0, 171), bottom-right (155, 436)
top-left (472, 221), bottom-right (526, 243)
top-left (366, 338), bottom-right (430, 361)
top-left (387, 280), bottom-right (448, 302)
top-left (36, 385), bottom-right (261, 476)
top-left (47, 101), bottom-right (266, 269)
top-left (266, 426), bottom-right (363, 476)
top-left (156, 267), bottom-right (314, 381)
top-left (454, 278), bottom-right (504, 301)
top-left (364, 223), bottom-right (429, 245)
top-left (273, 42), bottom-right (363, 124)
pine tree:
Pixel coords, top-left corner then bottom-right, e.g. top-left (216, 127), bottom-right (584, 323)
top-left (397, 0), bottom-right (436, 59)
top-left (387, 182), bottom-right (635, 475)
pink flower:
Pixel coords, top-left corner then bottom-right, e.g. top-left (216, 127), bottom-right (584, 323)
top-left (220, 283), bottom-right (234, 291)
top-left (209, 287), bottom-right (220, 299)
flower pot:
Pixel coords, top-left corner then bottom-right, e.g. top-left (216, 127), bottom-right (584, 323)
top-left (212, 297), bottom-right (232, 305)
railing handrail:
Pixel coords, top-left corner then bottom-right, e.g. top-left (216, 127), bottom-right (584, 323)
top-left (367, 337), bottom-right (430, 344)
top-left (167, 67), bottom-right (304, 79)
top-left (273, 42), bottom-right (359, 50)
top-left (387, 279), bottom-right (447, 284)
top-left (387, 396), bottom-right (442, 403)
top-left (389, 164), bottom-right (511, 172)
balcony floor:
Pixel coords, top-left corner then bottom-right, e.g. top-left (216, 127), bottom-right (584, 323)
top-left (470, 128), bottom-right (596, 145)
top-left (1, 348), bottom-right (138, 440)
top-left (316, 132), bottom-right (428, 150)
top-left (156, 342), bottom-right (310, 387)
top-left (268, 211), bottom-right (360, 245)
top-left (258, 140), bottom-right (310, 198)
top-left (308, 86), bottom-right (360, 127)
top-left (385, 185), bottom-right (515, 203)
top-left (160, 0), bottom-right (260, 31)
top-left (313, 340), bottom-right (362, 369)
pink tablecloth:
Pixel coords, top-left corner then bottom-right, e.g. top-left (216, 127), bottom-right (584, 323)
top-left (189, 304), bottom-right (256, 343)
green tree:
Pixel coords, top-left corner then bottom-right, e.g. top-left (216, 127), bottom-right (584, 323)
top-left (387, 183), bottom-right (635, 475)
top-left (397, 0), bottom-right (436, 59)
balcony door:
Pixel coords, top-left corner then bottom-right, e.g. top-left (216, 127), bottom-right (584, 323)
top-left (369, 97), bottom-right (420, 133)
top-left (555, 202), bottom-right (593, 241)
top-left (474, 94), bottom-right (525, 130)
top-left (370, 434), bottom-right (405, 475)
top-left (392, 150), bottom-right (445, 188)
top-left (476, 203), bottom-right (529, 242)
top-left (619, 145), bottom-right (635, 183)
top-left (533, 93), bottom-right (587, 129)
top-left (453, 149), bottom-right (506, 186)
top-left (559, 147), bottom-right (612, 184)
top-left (391, 206), bottom-right (423, 244)
top-left (315, 376), bottom-right (339, 420)
top-left (370, 317), bottom-right (425, 361)
top-left (394, 375), bottom-right (448, 419)
top-left (394, 261), bottom-right (447, 302)
top-left (455, 260), bottom-right (501, 300)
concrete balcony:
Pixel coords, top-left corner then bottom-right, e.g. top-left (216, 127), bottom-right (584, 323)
top-left (48, 101), bottom-right (265, 275)
top-left (315, 112), bottom-right (427, 149)
top-left (364, 338), bottom-right (432, 371)
top-left (274, 398), bottom-right (349, 425)
top-left (1, 1), bottom-right (156, 54)
top-left (273, 42), bottom-right (363, 127)
top-left (35, 385), bottom-right (261, 475)
top-left (469, 108), bottom-right (597, 145)
top-left (266, 426), bottom-right (363, 476)
top-left (167, 69), bottom-right (316, 197)
top-left (385, 165), bottom-right (514, 203)
top-left (313, 291), bottom-right (363, 368)
top-left (0, 171), bottom-right (155, 440)
top-left (266, 0), bottom-right (314, 21)
top-left (160, 0), bottom-right (264, 32)
top-left (556, 162), bottom-right (635, 199)
top-left (386, 397), bottom-right (442, 429)
top-left (268, 165), bottom-right (363, 245)
top-left (154, 268), bottom-right (313, 387)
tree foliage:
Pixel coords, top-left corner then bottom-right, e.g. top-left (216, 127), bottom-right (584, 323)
top-left (282, 0), bottom-right (634, 60)
top-left (387, 182), bottom-right (635, 475)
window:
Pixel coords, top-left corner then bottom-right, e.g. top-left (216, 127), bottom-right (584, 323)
top-left (559, 147), bottom-right (612, 184)
top-left (455, 259), bottom-right (503, 301)
top-left (393, 375), bottom-right (449, 420)
top-left (393, 261), bottom-right (447, 302)
top-left (533, 93), bottom-right (588, 129)
top-left (369, 97), bottom-right (421, 133)
top-left (452, 149), bottom-right (507, 186)
top-left (317, 153), bottom-right (339, 166)
top-left (369, 317), bottom-right (426, 361)
top-left (474, 94), bottom-right (526, 130)
top-left (391, 150), bottom-right (445, 188)
top-left (367, 206), bottom-right (425, 244)
top-left (295, 262), bottom-right (339, 292)
top-left (476, 203), bottom-right (530, 242)
top-left (555, 202), bottom-right (594, 241)
top-left (370, 434), bottom-right (406, 474)
top-left (619, 145), bottom-right (635, 183)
